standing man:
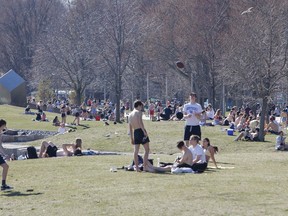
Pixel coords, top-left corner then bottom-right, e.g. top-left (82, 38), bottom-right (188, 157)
top-left (183, 92), bottom-right (203, 145)
top-left (0, 119), bottom-right (13, 190)
top-left (128, 100), bottom-right (150, 172)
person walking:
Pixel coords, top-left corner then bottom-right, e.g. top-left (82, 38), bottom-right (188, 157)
top-left (0, 119), bottom-right (13, 191)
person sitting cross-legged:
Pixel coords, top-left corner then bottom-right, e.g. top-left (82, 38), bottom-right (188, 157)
top-left (188, 135), bottom-right (207, 173)
top-left (144, 141), bottom-right (193, 173)
top-left (265, 116), bottom-right (281, 135)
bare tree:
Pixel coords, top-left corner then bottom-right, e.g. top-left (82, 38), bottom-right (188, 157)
top-left (98, 0), bottom-right (148, 122)
top-left (226, 0), bottom-right (288, 141)
top-left (0, 0), bottom-right (64, 81)
top-left (33, 0), bottom-right (100, 105)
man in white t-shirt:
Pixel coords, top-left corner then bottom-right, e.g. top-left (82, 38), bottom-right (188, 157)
top-left (183, 92), bottom-right (203, 145)
top-left (188, 135), bottom-right (207, 173)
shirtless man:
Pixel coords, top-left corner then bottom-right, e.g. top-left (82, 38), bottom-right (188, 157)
top-left (174, 141), bottom-right (193, 168)
top-left (145, 141), bottom-right (193, 173)
top-left (265, 116), bottom-right (280, 135)
top-left (128, 100), bottom-right (150, 172)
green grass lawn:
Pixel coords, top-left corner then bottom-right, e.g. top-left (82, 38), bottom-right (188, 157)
top-left (1, 105), bottom-right (288, 216)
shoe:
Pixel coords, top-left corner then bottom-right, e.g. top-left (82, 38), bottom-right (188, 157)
top-left (1, 185), bottom-right (13, 191)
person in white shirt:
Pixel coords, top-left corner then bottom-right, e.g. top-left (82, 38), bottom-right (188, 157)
top-left (206, 104), bottom-right (215, 120)
top-left (275, 131), bottom-right (287, 150)
top-left (58, 123), bottom-right (67, 134)
top-left (188, 135), bottom-right (207, 173)
top-left (183, 92), bottom-right (203, 145)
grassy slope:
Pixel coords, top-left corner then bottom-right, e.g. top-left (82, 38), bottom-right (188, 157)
top-left (1, 105), bottom-right (288, 216)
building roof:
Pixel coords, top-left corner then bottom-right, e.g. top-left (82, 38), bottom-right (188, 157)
top-left (0, 69), bottom-right (25, 92)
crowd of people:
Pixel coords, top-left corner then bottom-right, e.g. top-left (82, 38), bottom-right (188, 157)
top-left (0, 92), bottom-right (287, 191)
top-left (25, 97), bottom-right (129, 126)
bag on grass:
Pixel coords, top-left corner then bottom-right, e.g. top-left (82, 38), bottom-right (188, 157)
top-left (27, 146), bottom-right (38, 159)
top-left (126, 155), bottom-right (154, 171)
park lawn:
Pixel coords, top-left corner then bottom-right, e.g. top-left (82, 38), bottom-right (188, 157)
top-left (1, 104), bottom-right (288, 216)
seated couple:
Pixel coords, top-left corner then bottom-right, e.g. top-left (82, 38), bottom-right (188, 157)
top-left (147, 135), bottom-right (217, 173)
top-left (39, 138), bottom-right (83, 158)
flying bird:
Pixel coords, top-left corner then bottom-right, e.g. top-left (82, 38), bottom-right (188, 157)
top-left (241, 7), bottom-right (253, 15)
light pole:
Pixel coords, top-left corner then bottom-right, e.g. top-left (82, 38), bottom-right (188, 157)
top-left (190, 71), bottom-right (194, 92)
top-left (146, 71), bottom-right (149, 102)
top-left (165, 74), bottom-right (168, 104)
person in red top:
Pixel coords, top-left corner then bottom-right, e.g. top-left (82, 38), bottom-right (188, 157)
top-left (87, 98), bottom-right (92, 107)
top-left (149, 102), bottom-right (155, 120)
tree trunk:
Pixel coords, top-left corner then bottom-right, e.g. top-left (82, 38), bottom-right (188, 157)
top-left (76, 89), bottom-right (82, 106)
top-left (115, 76), bottom-right (122, 122)
top-left (258, 96), bottom-right (268, 141)
top-left (211, 76), bottom-right (216, 107)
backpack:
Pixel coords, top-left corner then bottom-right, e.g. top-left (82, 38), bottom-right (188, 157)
top-left (27, 146), bottom-right (38, 159)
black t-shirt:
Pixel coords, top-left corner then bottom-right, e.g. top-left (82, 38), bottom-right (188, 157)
top-left (164, 107), bottom-right (172, 117)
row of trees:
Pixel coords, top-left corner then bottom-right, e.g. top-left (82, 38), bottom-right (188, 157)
top-left (1, 0), bottom-right (288, 140)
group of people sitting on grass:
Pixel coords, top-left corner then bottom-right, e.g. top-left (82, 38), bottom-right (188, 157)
top-left (130, 135), bottom-right (218, 174)
top-left (234, 115), bottom-right (283, 142)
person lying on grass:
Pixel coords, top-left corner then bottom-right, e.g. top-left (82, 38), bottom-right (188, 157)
top-left (39, 138), bottom-right (83, 158)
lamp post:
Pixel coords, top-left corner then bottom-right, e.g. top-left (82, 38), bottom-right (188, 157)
top-left (147, 71), bottom-right (149, 102)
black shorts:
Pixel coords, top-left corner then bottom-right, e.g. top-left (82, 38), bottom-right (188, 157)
top-left (46, 145), bottom-right (58, 157)
top-left (0, 155), bottom-right (6, 165)
top-left (268, 130), bottom-right (280, 135)
top-left (184, 125), bottom-right (201, 140)
top-left (191, 162), bottom-right (207, 173)
top-left (61, 113), bottom-right (66, 118)
top-left (177, 163), bottom-right (192, 168)
top-left (134, 128), bottom-right (150, 145)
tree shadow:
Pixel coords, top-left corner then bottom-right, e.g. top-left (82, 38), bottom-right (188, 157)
top-left (1, 191), bottom-right (43, 197)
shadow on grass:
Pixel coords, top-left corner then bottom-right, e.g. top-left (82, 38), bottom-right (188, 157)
top-left (218, 162), bottom-right (235, 165)
top-left (1, 191), bottom-right (43, 197)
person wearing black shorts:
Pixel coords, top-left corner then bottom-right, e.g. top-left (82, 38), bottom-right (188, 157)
top-left (183, 92), bottom-right (203, 145)
top-left (133, 128), bottom-right (150, 145)
top-left (0, 119), bottom-right (13, 191)
top-left (128, 100), bottom-right (150, 172)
